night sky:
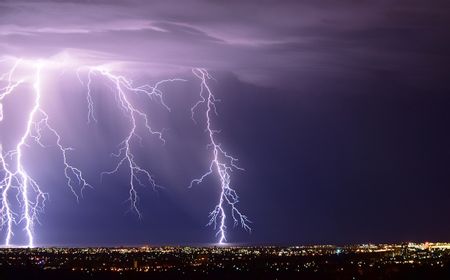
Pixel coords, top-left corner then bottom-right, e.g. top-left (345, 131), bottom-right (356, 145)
top-left (1, 0), bottom-right (450, 246)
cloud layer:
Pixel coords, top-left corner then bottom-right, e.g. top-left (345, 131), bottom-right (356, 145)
top-left (1, 0), bottom-right (449, 88)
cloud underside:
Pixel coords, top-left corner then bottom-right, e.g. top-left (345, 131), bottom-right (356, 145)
top-left (1, 0), bottom-right (449, 88)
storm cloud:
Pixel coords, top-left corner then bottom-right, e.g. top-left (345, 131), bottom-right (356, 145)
top-left (1, 0), bottom-right (449, 88)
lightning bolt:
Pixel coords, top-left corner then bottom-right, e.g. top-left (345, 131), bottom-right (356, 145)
top-left (0, 59), bottom-right (48, 247)
top-left (0, 56), bottom-right (249, 247)
top-left (79, 66), bottom-right (185, 217)
top-left (190, 68), bottom-right (250, 244)
top-left (0, 58), bottom-right (91, 247)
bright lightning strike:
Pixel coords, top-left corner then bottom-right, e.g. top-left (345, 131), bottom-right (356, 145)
top-left (80, 66), bottom-right (185, 217)
top-left (0, 59), bottom-right (91, 247)
top-left (0, 56), bottom-right (249, 247)
top-left (190, 68), bottom-right (251, 244)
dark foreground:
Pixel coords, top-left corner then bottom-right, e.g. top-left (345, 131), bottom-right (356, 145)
top-left (1, 243), bottom-right (450, 279)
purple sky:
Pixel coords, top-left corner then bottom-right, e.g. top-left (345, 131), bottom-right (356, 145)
top-left (1, 0), bottom-right (448, 87)
top-left (1, 0), bottom-right (450, 246)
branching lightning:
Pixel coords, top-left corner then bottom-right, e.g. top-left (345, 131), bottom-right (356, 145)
top-left (190, 68), bottom-right (250, 244)
top-left (0, 59), bottom-right (91, 247)
top-left (81, 66), bottom-right (185, 217)
top-left (0, 57), bottom-right (249, 247)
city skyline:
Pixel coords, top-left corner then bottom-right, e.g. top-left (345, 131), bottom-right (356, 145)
top-left (1, 242), bottom-right (450, 279)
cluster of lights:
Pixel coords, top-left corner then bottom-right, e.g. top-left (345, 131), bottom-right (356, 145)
top-left (1, 243), bottom-right (450, 275)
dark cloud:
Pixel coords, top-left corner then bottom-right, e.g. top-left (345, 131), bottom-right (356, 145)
top-left (0, 0), bottom-right (448, 88)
